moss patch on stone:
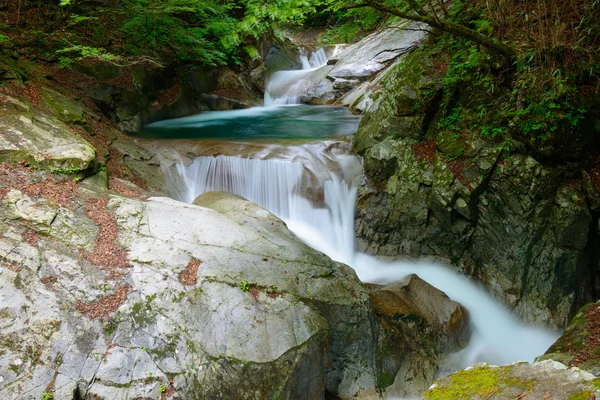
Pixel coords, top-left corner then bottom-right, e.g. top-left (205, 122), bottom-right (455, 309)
top-left (424, 365), bottom-right (532, 400)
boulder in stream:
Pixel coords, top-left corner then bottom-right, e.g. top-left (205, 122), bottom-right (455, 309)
top-left (369, 274), bottom-right (470, 397)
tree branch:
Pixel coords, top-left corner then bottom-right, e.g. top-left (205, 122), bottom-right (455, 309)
top-left (362, 0), bottom-right (517, 59)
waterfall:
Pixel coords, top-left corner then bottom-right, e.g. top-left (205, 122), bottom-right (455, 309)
top-left (265, 47), bottom-right (329, 106)
top-left (168, 155), bottom-right (304, 219)
top-left (299, 48), bottom-right (328, 70)
top-left (170, 149), bottom-right (560, 373)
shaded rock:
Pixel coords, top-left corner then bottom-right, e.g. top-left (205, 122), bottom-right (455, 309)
top-left (371, 274), bottom-right (470, 397)
top-left (352, 39), bottom-right (595, 328)
top-left (40, 87), bottom-right (88, 125)
top-left (74, 59), bottom-right (123, 81)
top-left (423, 361), bottom-right (600, 399)
top-left (372, 274), bottom-right (470, 352)
top-left (266, 41), bottom-right (302, 76)
top-left (435, 130), bottom-right (464, 159)
top-left (583, 170), bottom-right (600, 211)
top-left (470, 157), bottom-right (590, 327)
top-left (249, 62), bottom-right (267, 92)
top-left (112, 139), bottom-right (166, 192)
top-left (0, 94), bottom-right (96, 171)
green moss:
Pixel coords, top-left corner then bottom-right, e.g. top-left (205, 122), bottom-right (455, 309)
top-left (591, 378), bottom-right (600, 390)
top-left (131, 294), bottom-right (158, 327)
top-left (148, 339), bottom-right (178, 359)
top-left (13, 274), bottom-right (23, 289)
top-left (424, 366), bottom-right (533, 400)
top-left (377, 371), bottom-right (395, 392)
top-left (569, 391), bottom-right (594, 400)
top-left (49, 167), bottom-right (82, 174)
top-left (102, 319), bottom-right (119, 336)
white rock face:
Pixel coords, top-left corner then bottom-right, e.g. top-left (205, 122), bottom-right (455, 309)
top-left (299, 20), bottom-right (425, 105)
top-left (0, 186), bottom-right (376, 399)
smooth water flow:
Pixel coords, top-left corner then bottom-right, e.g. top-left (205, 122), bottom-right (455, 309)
top-left (171, 147), bottom-right (560, 384)
top-left (265, 47), bottom-right (328, 106)
top-left (137, 105), bottom-right (360, 140)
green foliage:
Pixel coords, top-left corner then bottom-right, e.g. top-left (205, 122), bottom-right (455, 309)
top-left (480, 125), bottom-right (505, 138)
top-left (1, 0), bottom-right (331, 67)
top-left (240, 281), bottom-right (249, 292)
top-left (438, 107), bottom-right (462, 132)
top-left (41, 392), bottom-right (53, 400)
top-left (160, 384), bottom-right (167, 393)
top-left (320, 7), bottom-right (382, 43)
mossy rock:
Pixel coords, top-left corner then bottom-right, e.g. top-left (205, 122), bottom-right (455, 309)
top-left (538, 301), bottom-right (600, 376)
top-left (0, 94), bottom-right (96, 171)
top-left (41, 87), bottom-right (87, 125)
top-left (424, 361), bottom-right (599, 400)
top-left (436, 130), bottom-right (465, 159)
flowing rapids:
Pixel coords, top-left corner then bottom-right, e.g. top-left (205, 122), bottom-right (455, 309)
top-left (170, 153), bottom-right (559, 373)
top-left (154, 43), bottom-right (559, 397)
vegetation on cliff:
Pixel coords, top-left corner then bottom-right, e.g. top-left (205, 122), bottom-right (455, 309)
top-left (2, 0), bottom-right (597, 143)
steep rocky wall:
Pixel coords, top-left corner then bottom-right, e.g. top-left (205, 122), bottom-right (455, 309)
top-left (352, 46), bottom-right (600, 329)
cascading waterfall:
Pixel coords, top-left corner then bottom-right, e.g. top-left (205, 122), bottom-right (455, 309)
top-left (264, 47), bottom-right (329, 106)
top-left (170, 148), bottom-right (560, 389)
top-left (168, 155), bottom-right (304, 219)
top-left (299, 48), bottom-right (328, 70)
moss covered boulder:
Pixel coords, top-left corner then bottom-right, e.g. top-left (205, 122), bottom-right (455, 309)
top-left (424, 361), bottom-right (600, 400)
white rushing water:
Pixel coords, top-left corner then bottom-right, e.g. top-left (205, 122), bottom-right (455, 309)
top-left (171, 151), bottom-right (560, 380)
top-left (264, 48), bottom-right (329, 106)
top-left (172, 154), bottom-right (560, 396)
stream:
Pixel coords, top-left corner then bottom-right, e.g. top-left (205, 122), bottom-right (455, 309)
top-left (136, 48), bottom-right (560, 397)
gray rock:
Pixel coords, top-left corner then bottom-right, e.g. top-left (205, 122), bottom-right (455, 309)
top-left (0, 94), bottom-right (96, 171)
top-left (371, 274), bottom-right (470, 397)
top-left (296, 21), bottom-right (425, 105)
top-left (329, 22), bottom-right (424, 81)
top-left (40, 87), bottom-right (89, 125)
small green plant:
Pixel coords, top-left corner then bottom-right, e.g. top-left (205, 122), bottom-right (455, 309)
top-left (240, 281), bottom-right (249, 292)
top-left (42, 392), bottom-right (53, 400)
top-left (160, 384), bottom-right (167, 393)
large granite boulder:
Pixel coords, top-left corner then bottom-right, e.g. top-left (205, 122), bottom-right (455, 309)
top-left (0, 182), bottom-right (370, 399)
